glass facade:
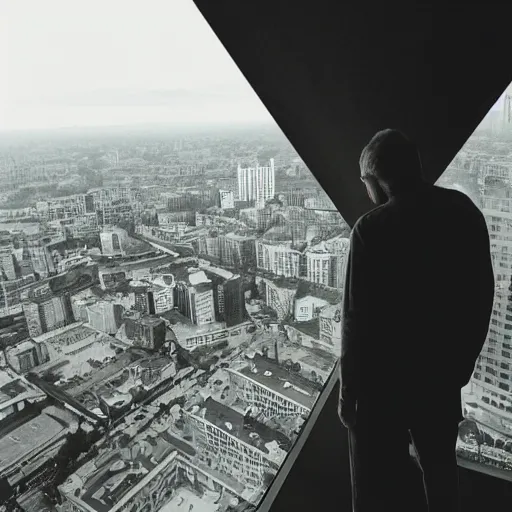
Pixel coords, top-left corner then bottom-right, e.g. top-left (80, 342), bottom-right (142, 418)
top-left (437, 87), bottom-right (512, 477)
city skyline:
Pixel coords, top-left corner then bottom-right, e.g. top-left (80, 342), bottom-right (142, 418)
top-left (0, 0), bottom-right (512, 509)
top-left (0, 129), bottom-right (348, 512)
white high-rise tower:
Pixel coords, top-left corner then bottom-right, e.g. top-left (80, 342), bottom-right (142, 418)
top-left (237, 158), bottom-right (275, 208)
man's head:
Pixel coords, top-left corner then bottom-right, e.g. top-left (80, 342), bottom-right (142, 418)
top-left (359, 129), bottom-right (424, 204)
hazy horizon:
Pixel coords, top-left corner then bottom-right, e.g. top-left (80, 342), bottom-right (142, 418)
top-left (0, 0), bottom-right (508, 133)
top-left (0, 0), bottom-right (274, 131)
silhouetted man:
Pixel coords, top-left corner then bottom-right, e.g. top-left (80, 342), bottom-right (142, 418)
top-left (338, 129), bottom-right (494, 512)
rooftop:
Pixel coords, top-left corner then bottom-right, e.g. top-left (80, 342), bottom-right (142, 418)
top-left (61, 432), bottom-right (244, 512)
top-left (160, 309), bottom-right (192, 326)
top-left (189, 270), bottom-right (211, 286)
top-left (139, 315), bottom-right (165, 327)
top-left (224, 231), bottom-right (257, 241)
top-left (290, 318), bottom-right (320, 340)
top-left (0, 413), bottom-right (66, 473)
top-left (298, 347), bottom-right (338, 373)
top-left (236, 354), bottom-right (318, 410)
top-left (295, 280), bottom-right (341, 303)
top-left (37, 346), bottom-right (146, 399)
top-left (201, 265), bottom-right (234, 281)
top-left (159, 487), bottom-right (219, 512)
top-left (171, 321), bottom-right (226, 343)
top-left (320, 303), bottom-right (341, 319)
top-left (0, 369), bottom-right (45, 409)
top-left (152, 274), bottom-right (175, 287)
top-left (199, 397), bottom-right (291, 453)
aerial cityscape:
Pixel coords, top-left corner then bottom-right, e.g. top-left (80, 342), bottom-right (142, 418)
top-left (0, 125), bottom-right (347, 512)
top-left (2, 0), bottom-right (512, 510)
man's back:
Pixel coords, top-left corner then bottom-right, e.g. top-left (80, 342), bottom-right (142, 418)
top-left (350, 182), bottom-right (494, 415)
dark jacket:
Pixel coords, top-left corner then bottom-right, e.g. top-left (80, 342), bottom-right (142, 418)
top-left (339, 182), bottom-right (494, 419)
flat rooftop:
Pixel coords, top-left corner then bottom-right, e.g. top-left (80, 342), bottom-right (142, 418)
top-left (159, 487), bottom-right (219, 512)
top-left (237, 354), bottom-right (318, 410)
top-left (0, 413), bottom-right (66, 473)
top-left (0, 369), bottom-right (44, 409)
top-left (200, 397), bottom-right (291, 453)
top-left (298, 347), bottom-right (338, 373)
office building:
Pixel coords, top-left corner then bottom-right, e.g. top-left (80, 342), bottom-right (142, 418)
top-left (184, 397), bottom-right (287, 490)
top-left (256, 241), bottom-right (301, 278)
top-left (237, 159), bottom-right (275, 207)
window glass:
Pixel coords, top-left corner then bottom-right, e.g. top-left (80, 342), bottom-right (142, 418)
top-left (0, 1), bottom-right (347, 511)
top-left (437, 87), bottom-right (512, 477)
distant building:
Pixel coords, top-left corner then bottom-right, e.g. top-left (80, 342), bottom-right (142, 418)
top-left (86, 301), bottom-right (122, 334)
top-left (36, 193), bottom-right (95, 221)
top-left (0, 368), bottom-right (46, 423)
top-left (23, 292), bottom-right (75, 337)
top-left (5, 339), bottom-right (50, 374)
top-left (71, 296), bottom-right (97, 323)
top-left (0, 276), bottom-right (36, 318)
top-left (256, 241), bottom-right (301, 278)
top-left (219, 189), bottom-right (235, 209)
top-left (237, 159), bottom-right (275, 208)
top-left (100, 227), bottom-right (129, 256)
top-left (0, 246), bottom-right (16, 281)
top-left (131, 282), bottom-right (156, 315)
top-left (60, 212), bottom-right (99, 239)
top-left (124, 315), bottom-right (166, 350)
top-left (0, 310), bottom-right (30, 348)
top-left (151, 274), bottom-right (175, 313)
top-left (303, 236), bottom-right (350, 288)
top-left (184, 397), bottom-right (287, 490)
top-left (22, 234), bottom-right (54, 277)
top-left (197, 232), bottom-right (256, 269)
top-left (0, 411), bottom-right (70, 486)
top-left (172, 321), bottom-right (253, 351)
top-left (203, 267), bottom-right (246, 326)
top-left (99, 269), bottom-right (127, 289)
top-left (294, 295), bottom-right (330, 322)
top-left (174, 282), bottom-right (214, 326)
top-left (58, 448), bottom-right (249, 512)
top-left (174, 270), bottom-right (215, 326)
top-left (259, 277), bottom-right (296, 321)
top-left (224, 276), bottom-right (247, 327)
top-left (227, 353), bottom-right (317, 420)
top-left (97, 202), bottom-right (134, 227)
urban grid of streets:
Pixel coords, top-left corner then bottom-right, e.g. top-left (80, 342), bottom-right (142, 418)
top-left (0, 126), bottom-right (347, 512)
top-left (0, 119), bottom-right (511, 512)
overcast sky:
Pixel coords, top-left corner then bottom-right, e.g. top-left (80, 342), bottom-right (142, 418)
top-left (0, 0), bottom-right (274, 131)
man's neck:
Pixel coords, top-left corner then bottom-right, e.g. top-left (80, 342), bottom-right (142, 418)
top-left (387, 179), bottom-right (428, 200)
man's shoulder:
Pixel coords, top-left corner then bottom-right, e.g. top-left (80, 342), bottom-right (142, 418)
top-left (352, 203), bottom-right (389, 238)
top-left (432, 185), bottom-right (484, 222)
top-left (352, 184), bottom-right (484, 239)
top-left (433, 184), bottom-right (475, 208)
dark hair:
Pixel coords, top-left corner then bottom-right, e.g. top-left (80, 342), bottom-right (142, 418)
top-left (359, 129), bottom-right (423, 185)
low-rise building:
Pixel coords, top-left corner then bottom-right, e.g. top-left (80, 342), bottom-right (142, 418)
top-left (227, 353), bottom-right (317, 421)
top-left (184, 397), bottom-right (289, 491)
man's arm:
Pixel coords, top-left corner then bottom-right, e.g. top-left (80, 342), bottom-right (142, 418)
top-left (457, 207), bottom-right (495, 387)
top-left (339, 224), bottom-right (368, 404)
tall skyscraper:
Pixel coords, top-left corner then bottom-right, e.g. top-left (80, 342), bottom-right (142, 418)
top-left (237, 158), bottom-right (275, 208)
top-left (470, 163), bottom-right (512, 415)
